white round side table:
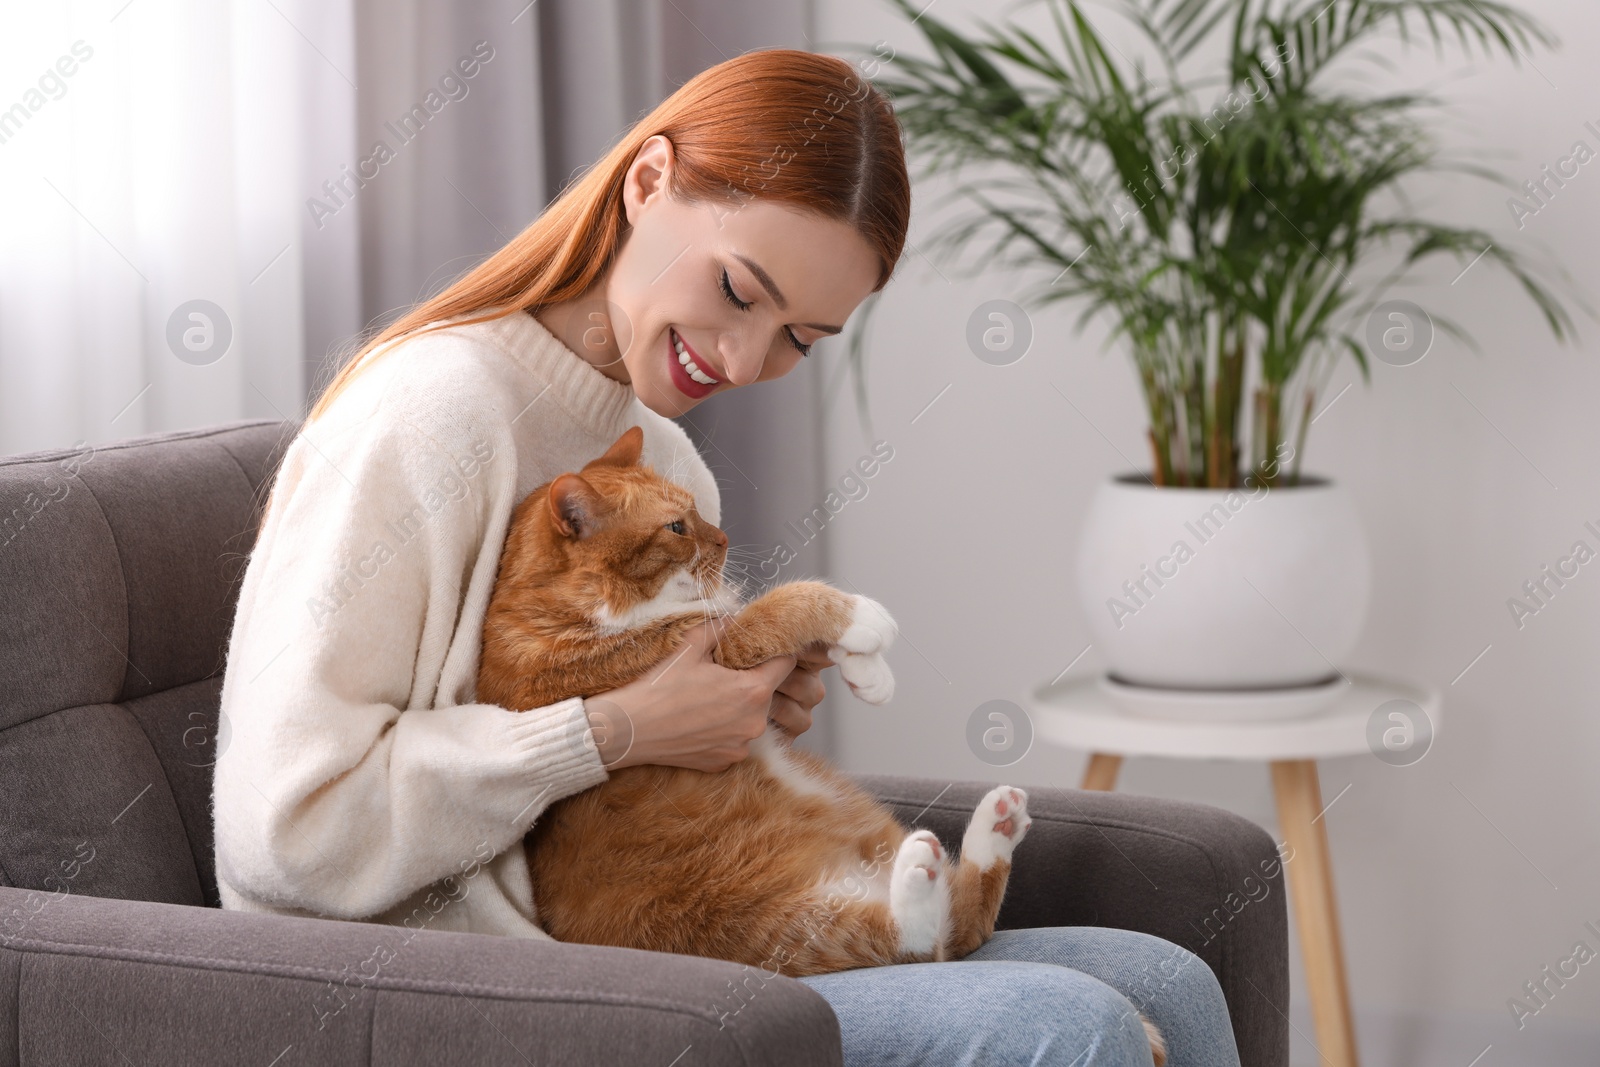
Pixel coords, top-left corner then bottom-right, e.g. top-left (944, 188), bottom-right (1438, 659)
top-left (1024, 672), bottom-right (1441, 1067)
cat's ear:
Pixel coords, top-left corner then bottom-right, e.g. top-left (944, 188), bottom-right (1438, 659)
top-left (584, 425), bottom-right (644, 470)
top-left (547, 474), bottom-right (606, 539)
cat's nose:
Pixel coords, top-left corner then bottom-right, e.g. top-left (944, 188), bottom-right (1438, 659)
top-left (712, 527), bottom-right (727, 548)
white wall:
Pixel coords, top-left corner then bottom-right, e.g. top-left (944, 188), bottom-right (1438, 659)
top-left (811, 1), bottom-right (1600, 1062)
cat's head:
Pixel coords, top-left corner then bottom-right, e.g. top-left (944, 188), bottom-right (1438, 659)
top-left (506, 425), bottom-right (735, 625)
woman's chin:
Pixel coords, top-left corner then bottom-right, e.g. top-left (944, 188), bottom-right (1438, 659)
top-left (637, 376), bottom-right (705, 417)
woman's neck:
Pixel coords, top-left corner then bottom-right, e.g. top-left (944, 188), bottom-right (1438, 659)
top-left (530, 298), bottom-right (632, 387)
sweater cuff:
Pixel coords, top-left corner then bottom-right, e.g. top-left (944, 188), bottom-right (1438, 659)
top-left (503, 696), bottom-right (612, 825)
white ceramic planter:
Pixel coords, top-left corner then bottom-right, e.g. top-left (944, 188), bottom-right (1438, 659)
top-left (1076, 474), bottom-right (1370, 689)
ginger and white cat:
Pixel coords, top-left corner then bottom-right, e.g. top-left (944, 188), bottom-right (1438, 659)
top-left (477, 426), bottom-right (1165, 1063)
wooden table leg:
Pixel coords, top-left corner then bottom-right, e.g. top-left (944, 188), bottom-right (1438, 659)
top-left (1080, 753), bottom-right (1122, 791)
top-left (1271, 759), bottom-right (1359, 1067)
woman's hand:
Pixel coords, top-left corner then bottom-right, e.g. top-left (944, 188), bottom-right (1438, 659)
top-left (767, 640), bottom-right (833, 742)
top-left (585, 619), bottom-right (796, 773)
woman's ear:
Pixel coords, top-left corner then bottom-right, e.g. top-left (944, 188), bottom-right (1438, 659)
top-left (622, 134), bottom-right (675, 226)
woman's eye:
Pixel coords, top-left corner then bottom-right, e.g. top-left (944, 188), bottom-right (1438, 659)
top-left (667, 519), bottom-right (687, 535)
top-left (720, 266), bottom-right (807, 356)
top-left (720, 269), bottom-right (752, 311)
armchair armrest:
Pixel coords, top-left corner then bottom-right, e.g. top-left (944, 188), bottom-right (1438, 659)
top-left (855, 773), bottom-right (1290, 1067)
top-left (0, 885), bottom-right (840, 1066)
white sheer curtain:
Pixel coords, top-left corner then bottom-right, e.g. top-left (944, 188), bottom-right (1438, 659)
top-left (0, 0), bottom-right (345, 455)
top-left (0, 0), bottom-right (551, 457)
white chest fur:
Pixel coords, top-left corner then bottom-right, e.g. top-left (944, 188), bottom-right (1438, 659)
top-left (591, 566), bottom-right (742, 634)
top-left (750, 725), bottom-right (838, 801)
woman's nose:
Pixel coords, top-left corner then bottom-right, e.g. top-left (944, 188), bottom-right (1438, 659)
top-left (717, 335), bottom-right (766, 387)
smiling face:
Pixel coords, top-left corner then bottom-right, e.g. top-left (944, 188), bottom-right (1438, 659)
top-left (535, 135), bottom-right (882, 417)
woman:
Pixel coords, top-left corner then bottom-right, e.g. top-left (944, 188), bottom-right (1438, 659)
top-left (213, 48), bottom-right (1241, 1066)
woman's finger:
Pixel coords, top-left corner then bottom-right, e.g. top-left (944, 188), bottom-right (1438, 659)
top-left (769, 694), bottom-right (813, 738)
top-left (777, 663), bottom-right (826, 709)
top-left (795, 639), bottom-right (834, 672)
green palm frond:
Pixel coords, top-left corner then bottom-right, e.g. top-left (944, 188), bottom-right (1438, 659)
top-left (841, 0), bottom-right (1578, 485)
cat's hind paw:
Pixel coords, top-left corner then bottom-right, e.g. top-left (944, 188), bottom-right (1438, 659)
top-left (960, 786), bottom-right (1031, 871)
top-left (890, 830), bottom-right (949, 955)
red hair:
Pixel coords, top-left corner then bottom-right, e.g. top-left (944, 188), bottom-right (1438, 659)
top-left (302, 48), bottom-right (910, 427)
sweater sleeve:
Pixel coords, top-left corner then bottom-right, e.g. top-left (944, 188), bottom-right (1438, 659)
top-left (212, 411), bottom-right (610, 921)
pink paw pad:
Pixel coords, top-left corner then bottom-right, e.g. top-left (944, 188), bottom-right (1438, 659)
top-left (914, 832), bottom-right (942, 876)
top-left (993, 788), bottom-right (1028, 837)
top-left (962, 786), bottom-right (1031, 871)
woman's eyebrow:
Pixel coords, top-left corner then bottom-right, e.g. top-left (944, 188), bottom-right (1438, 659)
top-left (732, 253), bottom-right (843, 333)
top-left (731, 254), bottom-right (787, 308)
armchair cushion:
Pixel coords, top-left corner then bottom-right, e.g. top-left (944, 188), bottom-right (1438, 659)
top-left (0, 421), bottom-right (291, 911)
top-left (0, 886), bottom-right (840, 1066)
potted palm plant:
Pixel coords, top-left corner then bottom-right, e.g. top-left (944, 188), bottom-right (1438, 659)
top-left (864, 0), bottom-right (1578, 694)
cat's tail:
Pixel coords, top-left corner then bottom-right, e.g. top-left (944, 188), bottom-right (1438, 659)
top-left (1140, 1014), bottom-right (1168, 1066)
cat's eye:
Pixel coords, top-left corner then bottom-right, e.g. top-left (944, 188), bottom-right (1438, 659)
top-left (666, 519), bottom-right (687, 535)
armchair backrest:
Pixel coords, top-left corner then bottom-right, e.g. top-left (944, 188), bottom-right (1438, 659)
top-left (0, 420), bottom-right (291, 909)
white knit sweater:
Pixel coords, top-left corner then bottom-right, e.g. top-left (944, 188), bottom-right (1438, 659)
top-left (212, 308), bottom-right (722, 940)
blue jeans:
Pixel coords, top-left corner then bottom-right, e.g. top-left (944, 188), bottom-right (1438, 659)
top-left (796, 927), bottom-right (1242, 1066)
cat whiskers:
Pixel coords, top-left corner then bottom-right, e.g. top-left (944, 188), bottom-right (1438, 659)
top-left (721, 544), bottom-right (778, 599)
top-left (722, 544), bottom-right (770, 566)
top-left (687, 546), bottom-right (754, 657)
top-left (716, 561), bottom-right (763, 600)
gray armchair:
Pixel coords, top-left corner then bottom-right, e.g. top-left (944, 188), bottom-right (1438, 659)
top-left (0, 419), bottom-right (1288, 1066)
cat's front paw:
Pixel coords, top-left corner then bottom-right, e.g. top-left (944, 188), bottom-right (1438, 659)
top-left (828, 595), bottom-right (897, 704)
top-left (831, 594), bottom-right (896, 656)
top-left (960, 786), bottom-right (1031, 871)
top-left (837, 652), bottom-right (894, 704)
top-left (890, 830), bottom-right (949, 955)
